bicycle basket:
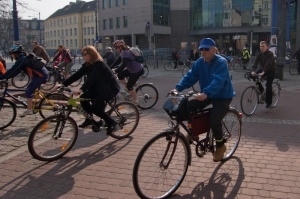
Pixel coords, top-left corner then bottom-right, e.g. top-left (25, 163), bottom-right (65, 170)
top-left (163, 96), bottom-right (189, 120)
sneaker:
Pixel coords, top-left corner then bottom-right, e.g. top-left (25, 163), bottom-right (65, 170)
top-left (78, 119), bottom-right (92, 128)
top-left (213, 144), bottom-right (226, 162)
top-left (106, 121), bottom-right (117, 135)
top-left (19, 109), bottom-right (33, 117)
top-left (132, 99), bottom-right (139, 105)
top-left (185, 134), bottom-right (199, 144)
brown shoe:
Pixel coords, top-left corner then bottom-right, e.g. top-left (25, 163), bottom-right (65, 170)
top-left (213, 144), bottom-right (226, 162)
top-left (185, 134), bottom-right (199, 144)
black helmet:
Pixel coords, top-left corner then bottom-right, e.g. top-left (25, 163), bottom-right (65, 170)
top-left (9, 45), bottom-right (24, 54)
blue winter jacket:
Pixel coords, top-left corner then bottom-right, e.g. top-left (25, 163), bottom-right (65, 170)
top-left (176, 54), bottom-right (235, 99)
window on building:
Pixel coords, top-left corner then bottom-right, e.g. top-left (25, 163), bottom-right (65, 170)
top-left (50, 31), bottom-right (52, 37)
top-left (54, 30), bottom-right (56, 37)
top-left (116, 17), bottom-right (120, 28)
top-left (88, 27), bottom-right (91, 35)
top-left (62, 40), bottom-right (64, 46)
top-left (84, 28), bottom-right (86, 35)
top-left (74, 16), bottom-right (77, 24)
top-left (153, 1), bottom-right (170, 26)
top-left (50, 21), bottom-right (52, 27)
top-left (109, 0), bottom-right (113, 7)
top-left (65, 18), bottom-right (67, 25)
top-left (123, 16), bottom-right (128, 28)
top-left (70, 28), bottom-right (72, 36)
top-left (91, 27), bottom-right (94, 34)
top-left (60, 19), bottom-right (63, 25)
top-left (75, 39), bottom-right (78, 47)
top-left (102, 0), bottom-right (107, 9)
top-left (51, 40), bottom-right (53, 47)
top-left (88, 16), bottom-right (90, 22)
top-left (66, 40), bottom-right (69, 47)
top-left (54, 20), bottom-right (56, 26)
top-left (57, 19), bottom-right (59, 26)
top-left (116, 0), bottom-right (120, 6)
top-left (109, 18), bottom-right (113, 29)
top-left (103, 19), bottom-right (107, 30)
top-left (65, 29), bottom-right (68, 36)
top-left (123, 0), bottom-right (127, 5)
top-left (74, 28), bottom-right (77, 36)
top-left (91, 15), bottom-right (94, 21)
top-left (54, 40), bottom-right (56, 47)
top-left (57, 40), bottom-right (60, 45)
top-left (84, 39), bottom-right (87, 46)
top-left (57, 30), bottom-right (60, 37)
top-left (84, 16), bottom-right (86, 22)
top-left (61, 30), bottom-right (64, 36)
top-left (88, 39), bottom-right (91, 45)
top-left (69, 17), bottom-right (72, 24)
top-left (70, 39), bottom-right (73, 47)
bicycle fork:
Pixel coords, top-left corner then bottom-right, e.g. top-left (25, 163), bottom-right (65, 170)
top-left (160, 134), bottom-right (179, 170)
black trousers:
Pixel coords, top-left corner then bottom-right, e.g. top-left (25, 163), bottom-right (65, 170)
top-left (80, 90), bottom-right (115, 125)
top-left (188, 98), bottom-right (232, 141)
top-left (265, 72), bottom-right (275, 105)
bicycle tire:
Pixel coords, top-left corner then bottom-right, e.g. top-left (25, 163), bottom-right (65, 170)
top-left (11, 71), bottom-right (30, 88)
top-left (221, 108), bottom-right (242, 161)
top-left (0, 98), bottom-right (17, 130)
top-left (136, 83), bottom-right (159, 109)
top-left (240, 86), bottom-right (259, 116)
top-left (289, 63), bottom-right (298, 75)
top-left (38, 93), bottom-right (71, 118)
top-left (132, 131), bottom-right (190, 199)
top-left (141, 65), bottom-right (149, 78)
top-left (69, 70), bottom-right (82, 87)
top-left (182, 65), bottom-right (191, 76)
top-left (107, 101), bottom-right (139, 139)
top-left (28, 115), bottom-right (78, 161)
top-left (271, 81), bottom-right (280, 108)
top-left (233, 62), bottom-right (241, 71)
top-left (164, 62), bottom-right (172, 71)
top-left (41, 71), bottom-right (57, 91)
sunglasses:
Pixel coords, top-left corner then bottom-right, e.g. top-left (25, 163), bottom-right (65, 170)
top-left (199, 48), bottom-right (210, 51)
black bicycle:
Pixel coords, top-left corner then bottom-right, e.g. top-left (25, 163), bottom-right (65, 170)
top-left (132, 91), bottom-right (242, 199)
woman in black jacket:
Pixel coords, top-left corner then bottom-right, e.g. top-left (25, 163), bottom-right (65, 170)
top-left (62, 45), bottom-right (120, 135)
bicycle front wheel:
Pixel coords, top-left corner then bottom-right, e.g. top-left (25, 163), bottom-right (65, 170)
top-left (41, 71), bottom-right (57, 91)
top-left (0, 98), bottom-right (17, 130)
top-left (289, 63), bottom-right (298, 75)
top-left (271, 81), bottom-right (281, 107)
top-left (107, 101), bottom-right (139, 139)
top-left (11, 71), bottom-right (30, 88)
top-left (240, 86), bottom-right (259, 116)
top-left (164, 62), bottom-right (172, 71)
top-left (141, 65), bottom-right (149, 78)
top-left (69, 70), bottom-right (82, 87)
top-left (38, 93), bottom-right (70, 118)
top-left (28, 115), bottom-right (78, 161)
top-left (233, 62), bottom-right (241, 71)
top-left (133, 132), bottom-right (190, 199)
top-left (221, 108), bottom-right (242, 161)
top-left (136, 84), bottom-right (159, 109)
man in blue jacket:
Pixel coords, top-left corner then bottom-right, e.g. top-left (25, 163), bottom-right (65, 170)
top-left (174, 38), bottom-right (236, 162)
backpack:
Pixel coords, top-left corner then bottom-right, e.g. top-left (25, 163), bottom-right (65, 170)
top-left (26, 53), bottom-right (47, 70)
top-left (129, 47), bottom-right (144, 63)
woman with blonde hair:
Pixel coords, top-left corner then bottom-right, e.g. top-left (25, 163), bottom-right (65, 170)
top-left (62, 45), bottom-right (120, 134)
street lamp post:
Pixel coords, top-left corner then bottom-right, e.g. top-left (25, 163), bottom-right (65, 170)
top-left (39, 12), bottom-right (42, 45)
top-left (285, 0), bottom-right (291, 64)
top-left (12, 0), bottom-right (19, 44)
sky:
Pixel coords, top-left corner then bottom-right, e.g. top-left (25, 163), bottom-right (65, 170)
top-left (18, 0), bottom-right (92, 20)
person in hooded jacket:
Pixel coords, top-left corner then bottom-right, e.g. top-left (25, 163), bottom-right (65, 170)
top-left (0, 45), bottom-right (49, 117)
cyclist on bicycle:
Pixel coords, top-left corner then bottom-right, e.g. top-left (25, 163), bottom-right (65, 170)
top-left (291, 47), bottom-right (300, 74)
top-left (0, 45), bottom-right (49, 117)
top-left (61, 45), bottom-right (120, 134)
top-left (173, 38), bottom-right (235, 162)
top-left (52, 45), bottom-right (74, 79)
top-left (110, 40), bottom-right (144, 105)
top-left (251, 41), bottom-right (276, 108)
top-left (102, 47), bottom-right (116, 67)
top-left (241, 47), bottom-right (250, 69)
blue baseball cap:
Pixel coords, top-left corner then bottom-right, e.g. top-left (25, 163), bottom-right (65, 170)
top-left (198, 38), bottom-right (216, 49)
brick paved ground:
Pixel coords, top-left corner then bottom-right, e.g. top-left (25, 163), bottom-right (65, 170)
top-left (0, 61), bottom-right (300, 198)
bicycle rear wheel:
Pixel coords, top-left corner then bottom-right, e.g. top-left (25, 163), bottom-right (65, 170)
top-left (164, 62), bottom-right (172, 71)
top-left (240, 86), bottom-right (259, 116)
top-left (38, 93), bottom-right (70, 118)
top-left (289, 63), bottom-right (298, 75)
top-left (69, 70), bottom-right (82, 87)
top-left (141, 65), bottom-right (149, 78)
top-left (11, 71), bottom-right (30, 88)
top-left (221, 108), bottom-right (242, 161)
top-left (0, 98), bottom-right (17, 130)
top-left (133, 131), bottom-right (190, 199)
top-left (41, 71), bottom-right (57, 91)
top-left (28, 115), bottom-right (78, 161)
top-left (136, 84), bottom-right (159, 109)
top-left (107, 101), bottom-right (139, 139)
top-left (271, 81), bottom-right (280, 107)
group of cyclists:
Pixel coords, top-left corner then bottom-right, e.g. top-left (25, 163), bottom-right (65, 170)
top-left (1, 37), bottom-right (299, 162)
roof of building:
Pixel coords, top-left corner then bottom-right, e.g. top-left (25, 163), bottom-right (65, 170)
top-left (47, 0), bottom-right (96, 19)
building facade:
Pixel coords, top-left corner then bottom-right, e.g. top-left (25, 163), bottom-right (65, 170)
top-left (44, 0), bottom-right (97, 56)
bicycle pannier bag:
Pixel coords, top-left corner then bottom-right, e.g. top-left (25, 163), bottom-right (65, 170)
top-left (189, 111), bottom-right (211, 136)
